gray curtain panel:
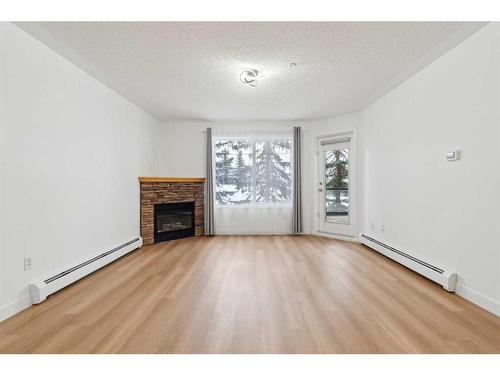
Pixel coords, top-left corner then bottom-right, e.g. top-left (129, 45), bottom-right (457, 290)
top-left (205, 128), bottom-right (215, 235)
top-left (292, 126), bottom-right (303, 233)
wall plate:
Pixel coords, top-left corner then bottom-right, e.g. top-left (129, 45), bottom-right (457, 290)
top-left (445, 150), bottom-right (460, 161)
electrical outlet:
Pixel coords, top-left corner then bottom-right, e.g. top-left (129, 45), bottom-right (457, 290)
top-left (24, 256), bottom-right (32, 271)
top-left (381, 224), bottom-right (385, 233)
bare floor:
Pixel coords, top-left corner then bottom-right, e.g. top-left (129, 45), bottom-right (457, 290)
top-left (0, 235), bottom-right (499, 353)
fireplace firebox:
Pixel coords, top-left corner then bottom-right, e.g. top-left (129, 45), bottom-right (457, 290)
top-left (154, 201), bottom-right (195, 243)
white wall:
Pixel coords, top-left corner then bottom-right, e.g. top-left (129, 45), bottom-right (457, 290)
top-left (153, 121), bottom-right (300, 234)
top-left (153, 115), bottom-right (361, 234)
top-left (154, 24), bottom-right (500, 315)
top-left (153, 121), bottom-right (294, 178)
top-left (301, 115), bottom-right (362, 238)
top-left (2, 20), bottom-right (498, 320)
top-left (359, 23), bottom-right (500, 315)
top-left (0, 23), bottom-right (160, 320)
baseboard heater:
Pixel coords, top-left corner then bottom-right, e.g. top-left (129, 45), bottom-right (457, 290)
top-left (360, 234), bottom-right (457, 292)
top-left (29, 237), bottom-right (143, 304)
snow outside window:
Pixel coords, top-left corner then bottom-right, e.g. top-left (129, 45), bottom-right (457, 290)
top-left (212, 129), bottom-right (293, 234)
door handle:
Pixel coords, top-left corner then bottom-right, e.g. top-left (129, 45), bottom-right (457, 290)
top-left (318, 188), bottom-right (323, 192)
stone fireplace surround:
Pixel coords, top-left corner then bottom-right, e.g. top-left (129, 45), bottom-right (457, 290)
top-left (139, 177), bottom-right (205, 245)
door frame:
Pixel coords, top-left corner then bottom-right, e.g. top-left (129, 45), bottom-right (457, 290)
top-left (313, 129), bottom-right (358, 241)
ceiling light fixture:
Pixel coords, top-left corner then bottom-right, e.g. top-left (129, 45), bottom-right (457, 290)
top-left (240, 69), bottom-right (260, 87)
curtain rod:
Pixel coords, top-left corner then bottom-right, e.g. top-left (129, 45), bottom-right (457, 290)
top-left (199, 128), bottom-right (308, 134)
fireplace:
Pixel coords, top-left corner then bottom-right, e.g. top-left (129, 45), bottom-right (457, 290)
top-left (154, 201), bottom-right (195, 243)
top-left (139, 177), bottom-right (205, 245)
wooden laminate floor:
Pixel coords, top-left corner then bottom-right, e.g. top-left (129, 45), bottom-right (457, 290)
top-left (0, 235), bottom-right (499, 353)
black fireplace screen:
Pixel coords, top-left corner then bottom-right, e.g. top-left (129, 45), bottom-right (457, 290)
top-left (154, 201), bottom-right (195, 242)
top-left (157, 212), bottom-right (191, 233)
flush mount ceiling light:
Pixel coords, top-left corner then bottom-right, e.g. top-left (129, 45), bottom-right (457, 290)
top-left (240, 69), bottom-right (261, 87)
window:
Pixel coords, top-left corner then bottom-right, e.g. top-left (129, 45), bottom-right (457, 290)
top-left (214, 137), bottom-right (292, 205)
top-left (324, 147), bottom-right (349, 223)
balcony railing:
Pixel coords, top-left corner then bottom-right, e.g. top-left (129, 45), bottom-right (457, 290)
top-left (325, 188), bottom-right (349, 216)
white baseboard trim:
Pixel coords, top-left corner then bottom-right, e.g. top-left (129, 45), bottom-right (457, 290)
top-left (313, 230), bottom-right (360, 242)
top-left (0, 294), bottom-right (32, 322)
top-left (455, 284), bottom-right (500, 317)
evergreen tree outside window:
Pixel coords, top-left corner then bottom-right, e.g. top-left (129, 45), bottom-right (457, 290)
top-left (214, 136), bottom-right (292, 205)
top-left (324, 148), bottom-right (349, 218)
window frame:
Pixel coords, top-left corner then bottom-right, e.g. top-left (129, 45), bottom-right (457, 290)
top-left (213, 135), bottom-right (293, 207)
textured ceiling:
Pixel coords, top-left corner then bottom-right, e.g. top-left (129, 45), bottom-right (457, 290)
top-left (19, 22), bottom-right (484, 121)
